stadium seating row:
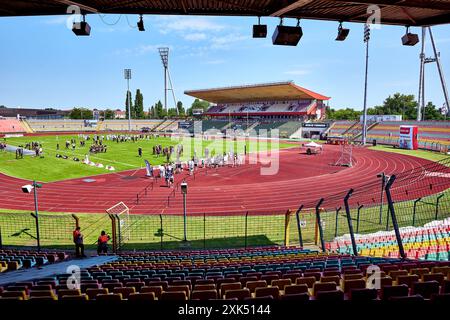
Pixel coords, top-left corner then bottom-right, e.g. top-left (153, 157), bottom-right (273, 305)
top-left (328, 219), bottom-right (450, 260)
top-left (0, 249), bottom-right (68, 272)
top-left (0, 119), bottom-right (26, 133)
top-left (1, 247), bottom-right (450, 301)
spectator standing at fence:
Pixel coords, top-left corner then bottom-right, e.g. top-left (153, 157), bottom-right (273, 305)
top-left (138, 147), bottom-right (142, 157)
top-left (73, 227), bottom-right (86, 258)
top-left (97, 230), bottom-right (111, 254)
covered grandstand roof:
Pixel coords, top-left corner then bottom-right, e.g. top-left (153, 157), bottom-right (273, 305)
top-left (1, 1), bottom-right (450, 26)
top-left (185, 81), bottom-right (330, 104)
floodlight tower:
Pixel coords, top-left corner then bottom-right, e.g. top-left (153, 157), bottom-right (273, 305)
top-left (124, 69), bottom-right (132, 131)
top-left (417, 27), bottom-right (450, 121)
top-left (158, 48), bottom-right (169, 113)
top-left (361, 24), bottom-right (370, 145)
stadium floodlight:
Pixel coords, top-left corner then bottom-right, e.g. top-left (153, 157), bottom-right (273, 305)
top-left (272, 18), bottom-right (303, 46)
top-left (124, 69), bottom-right (132, 132)
top-left (21, 181), bottom-right (42, 251)
top-left (402, 26), bottom-right (419, 46)
top-left (253, 16), bottom-right (267, 38)
top-left (137, 14), bottom-right (145, 31)
top-left (335, 22), bottom-right (350, 41)
top-left (72, 14), bottom-right (91, 36)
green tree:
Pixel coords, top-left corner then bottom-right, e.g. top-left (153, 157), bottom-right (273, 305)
top-left (69, 107), bottom-right (93, 119)
top-left (187, 99), bottom-right (210, 116)
top-left (155, 100), bottom-right (165, 119)
top-left (125, 90), bottom-right (133, 119)
top-left (167, 108), bottom-right (178, 118)
top-left (326, 107), bottom-right (361, 120)
top-left (134, 89), bottom-right (145, 119)
top-left (104, 109), bottom-right (115, 119)
top-left (369, 93), bottom-right (417, 120)
top-left (423, 101), bottom-right (445, 120)
top-left (177, 101), bottom-right (185, 116)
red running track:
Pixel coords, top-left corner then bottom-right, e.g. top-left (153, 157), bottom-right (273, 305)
top-left (0, 145), bottom-right (447, 215)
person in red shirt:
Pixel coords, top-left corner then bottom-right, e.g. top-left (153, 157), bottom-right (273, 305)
top-left (73, 227), bottom-right (86, 258)
top-left (97, 230), bottom-right (111, 255)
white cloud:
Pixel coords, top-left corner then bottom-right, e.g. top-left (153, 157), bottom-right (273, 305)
top-left (42, 16), bottom-right (69, 25)
top-left (210, 34), bottom-right (250, 49)
top-left (156, 16), bottom-right (226, 34)
top-left (183, 33), bottom-right (208, 41)
top-left (114, 44), bottom-right (173, 56)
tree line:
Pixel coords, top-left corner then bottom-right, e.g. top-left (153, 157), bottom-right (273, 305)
top-left (69, 89), bottom-right (211, 120)
top-left (326, 93), bottom-right (448, 121)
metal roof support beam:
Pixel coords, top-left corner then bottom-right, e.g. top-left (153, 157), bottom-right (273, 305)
top-left (270, 0), bottom-right (314, 17)
top-left (53, 0), bottom-right (98, 13)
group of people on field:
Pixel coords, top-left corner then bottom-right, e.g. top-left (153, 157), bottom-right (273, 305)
top-left (72, 227), bottom-right (111, 258)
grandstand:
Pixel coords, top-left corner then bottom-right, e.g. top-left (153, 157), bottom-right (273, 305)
top-left (0, 118), bottom-right (26, 134)
top-left (1, 247), bottom-right (450, 301)
top-left (186, 81), bottom-right (330, 121)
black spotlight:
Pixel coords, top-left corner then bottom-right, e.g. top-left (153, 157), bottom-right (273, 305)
top-left (272, 18), bottom-right (303, 46)
top-left (335, 22), bottom-right (350, 41)
top-left (72, 14), bottom-right (91, 36)
top-left (402, 26), bottom-right (419, 46)
top-left (137, 14), bottom-right (145, 31)
top-left (253, 16), bottom-right (267, 38)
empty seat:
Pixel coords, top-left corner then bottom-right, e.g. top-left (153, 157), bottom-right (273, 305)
top-left (381, 285), bottom-right (409, 301)
top-left (315, 290), bottom-right (344, 301)
top-left (397, 275), bottom-right (419, 287)
top-left (343, 279), bottom-right (366, 294)
top-left (343, 273), bottom-right (364, 281)
top-left (220, 283), bottom-right (241, 298)
top-left (320, 275), bottom-right (340, 286)
top-left (389, 294), bottom-right (424, 302)
top-left (246, 280), bottom-right (267, 293)
top-left (349, 288), bottom-right (378, 301)
top-left (296, 277), bottom-right (316, 288)
top-left (113, 287), bottom-right (136, 299)
top-left (255, 287), bottom-right (280, 299)
top-left (389, 270), bottom-right (408, 281)
top-left (422, 273), bottom-right (445, 285)
top-left (191, 290), bottom-right (217, 300)
top-left (86, 288), bottom-right (108, 300)
top-left (412, 281), bottom-right (440, 299)
top-left (57, 289), bottom-right (81, 299)
top-left (271, 279), bottom-right (291, 290)
top-left (194, 284), bottom-right (215, 291)
top-left (313, 282), bottom-right (337, 297)
top-left (225, 289), bottom-right (251, 300)
top-left (284, 284), bottom-right (308, 295)
top-left (141, 286), bottom-right (163, 299)
top-left (166, 285), bottom-right (190, 298)
top-left (1, 290), bottom-right (27, 300)
top-left (29, 290), bottom-right (56, 299)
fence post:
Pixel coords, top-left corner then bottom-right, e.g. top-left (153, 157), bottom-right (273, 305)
top-left (357, 204), bottom-right (364, 233)
top-left (343, 189), bottom-right (358, 256)
top-left (284, 210), bottom-right (291, 247)
top-left (203, 213), bottom-right (206, 250)
top-left (108, 214), bottom-right (117, 253)
top-left (244, 211), bottom-right (249, 249)
top-left (159, 214), bottom-right (163, 250)
top-left (136, 194), bottom-right (139, 205)
top-left (435, 194), bottom-right (444, 220)
top-left (385, 205), bottom-right (390, 231)
top-left (315, 198), bottom-right (325, 252)
top-left (384, 175), bottom-right (406, 259)
top-left (378, 173), bottom-right (385, 224)
top-left (115, 214), bottom-right (121, 252)
top-left (412, 198), bottom-right (421, 226)
top-left (295, 205), bottom-right (304, 247)
top-left (0, 226), bottom-right (2, 249)
top-left (71, 214), bottom-right (80, 229)
top-left (335, 207), bottom-right (341, 237)
top-left (30, 212), bottom-right (40, 252)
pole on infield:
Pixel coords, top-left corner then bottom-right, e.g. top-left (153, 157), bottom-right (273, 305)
top-left (315, 198), bottom-right (325, 252)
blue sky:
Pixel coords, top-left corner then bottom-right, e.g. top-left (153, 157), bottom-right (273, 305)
top-left (0, 14), bottom-right (449, 111)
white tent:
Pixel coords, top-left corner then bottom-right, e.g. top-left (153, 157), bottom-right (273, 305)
top-left (304, 141), bottom-right (323, 149)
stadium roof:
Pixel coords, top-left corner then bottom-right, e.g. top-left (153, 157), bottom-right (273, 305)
top-left (184, 81), bottom-right (330, 103)
top-left (1, 1), bottom-right (450, 26)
